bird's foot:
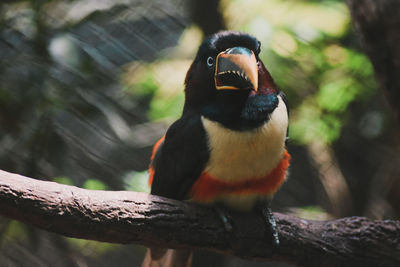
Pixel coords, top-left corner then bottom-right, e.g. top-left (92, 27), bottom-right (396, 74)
top-left (214, 205), bottom-right (233, 232)
top-left (258, 201), bottom-right (280, 251)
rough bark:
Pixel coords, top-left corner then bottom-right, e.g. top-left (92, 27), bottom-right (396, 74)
top-left (0, 169), bottom-right (399, 267)
top-left (346, 0), bottom-right (400, 125)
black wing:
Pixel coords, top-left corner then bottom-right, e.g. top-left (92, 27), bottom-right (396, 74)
top-left (150, 112), bottom-right (209, 200)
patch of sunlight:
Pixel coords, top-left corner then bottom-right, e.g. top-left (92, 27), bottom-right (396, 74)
top-left (323, 44), bottom-right (348, 66)
top-left (271, 31), bottom-right (298, 57)
top-left (171, 25), bottom-right (203, 59)
top-left (292, 22), bottom-right (320, 42)
top-left (290, 101), bottom-right (320, 144)
top-left (151, 60), bottom-right (191, 98)
top-left (287, 206), bottom-right (332, 221)
top-left (246, 17), bottom-right (273, 44)
top-left (122, 59), bottom-right (188, 120)
top-left (222, 0), bottom-right (349, 38)
top-left (317, 78), bottom-right (356, 113)
top-left (149, 91), bottom-right (184, 120)
top-left (124, 59), bottom-right (190, 97)
top-left (290, 100), bottom-right (342, 144)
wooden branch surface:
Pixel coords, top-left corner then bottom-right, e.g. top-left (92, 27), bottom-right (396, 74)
top-left (0, 169), bottom-right (399, 267)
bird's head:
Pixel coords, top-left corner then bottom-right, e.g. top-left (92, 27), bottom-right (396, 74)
top-left (184, 31), bottom-right (277, 107)
top-left (184, 31), bottom-right (283, 130)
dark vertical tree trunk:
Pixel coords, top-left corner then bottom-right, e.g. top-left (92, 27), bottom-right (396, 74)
top-left (346, 0), bottom-right (400, 126)
top-left (190, 0), bottom-right (226, 36)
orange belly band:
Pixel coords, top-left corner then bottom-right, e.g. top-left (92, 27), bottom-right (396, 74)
top-left (190, 150), bottom-right (290, 202)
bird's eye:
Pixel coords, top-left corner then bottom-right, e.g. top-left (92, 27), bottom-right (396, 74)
top-left (206, 56), bottom-right (214, 67)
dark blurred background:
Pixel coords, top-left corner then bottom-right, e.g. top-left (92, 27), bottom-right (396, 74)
top-left (1, 0), bottom-right (399, 266)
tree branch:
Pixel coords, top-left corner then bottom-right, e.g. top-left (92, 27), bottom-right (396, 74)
top-left (0, 169), bottom-right (399, 267)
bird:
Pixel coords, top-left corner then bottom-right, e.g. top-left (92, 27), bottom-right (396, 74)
top-left (142, 31), bottom-right (290, 267)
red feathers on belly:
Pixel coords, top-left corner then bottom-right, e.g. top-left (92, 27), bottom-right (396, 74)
top-left (190, 150), bottom-right (290, 202)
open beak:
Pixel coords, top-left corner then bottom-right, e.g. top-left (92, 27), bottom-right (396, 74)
top-left (215, 47), bottom-right (258, 91)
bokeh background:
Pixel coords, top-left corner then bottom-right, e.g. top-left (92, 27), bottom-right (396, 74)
top-left (1, 0), bottom-right (399, 266)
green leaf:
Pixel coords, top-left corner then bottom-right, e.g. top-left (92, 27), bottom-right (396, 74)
top-left (289, 206), bottom-right (330, 220)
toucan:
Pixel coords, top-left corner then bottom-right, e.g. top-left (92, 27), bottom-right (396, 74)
top-left (142, 31), bottom-right (290, 267)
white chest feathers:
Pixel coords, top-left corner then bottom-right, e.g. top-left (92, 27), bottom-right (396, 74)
top-left (201, 95), bottom-right (288, 182)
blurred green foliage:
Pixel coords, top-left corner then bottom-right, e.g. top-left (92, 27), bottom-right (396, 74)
top-left (124, 0), bottom-right (377, 145)
top-left (53, 176), bottom-right (74, 185)
top-left (83, 179), bottom-right (108, 190)
top-left (0, 0), bottom-right (393, 266)
top-left (124, 170), bottom-right (151, 193)
top-left (149, 93), bottom-right (185, 121)
top-left (66, 238), bottom-right (119, 257)
top-left (2, 221), bottom-right (28, 242)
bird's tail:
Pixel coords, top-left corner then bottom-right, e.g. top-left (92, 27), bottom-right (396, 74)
top-left (141, 248), bottom-right (193, 267)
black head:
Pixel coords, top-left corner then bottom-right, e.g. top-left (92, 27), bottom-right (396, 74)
top-left (183, 31), bottom-right (279, 130)
top-left (194, 31), bottom-right (261, 63)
